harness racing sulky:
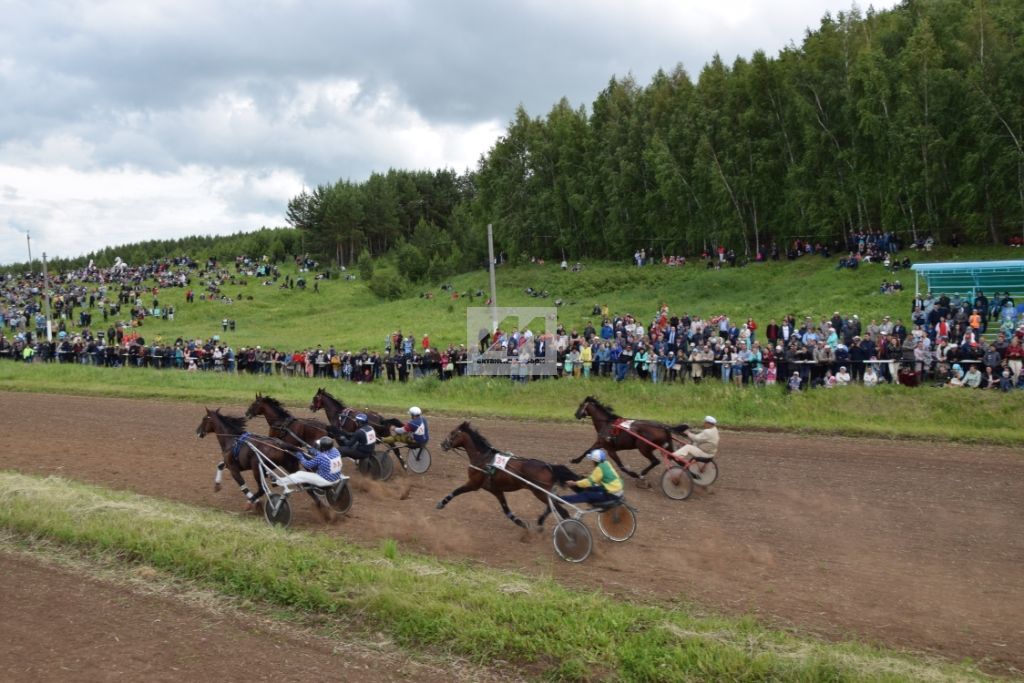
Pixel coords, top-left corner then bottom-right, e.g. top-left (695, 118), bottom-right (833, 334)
top-left (439, 422), bottom-right (637, 562)
top-left (196, 408), bottom-right (352, 527)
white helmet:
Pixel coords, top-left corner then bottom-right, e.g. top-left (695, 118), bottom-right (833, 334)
top-left (409, 406), bottom-right (422, 416)
top-left (585, 448), bottom-right (607, 463)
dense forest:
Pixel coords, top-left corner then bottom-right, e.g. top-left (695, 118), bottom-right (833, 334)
top-left (8, 0), bottom-right (1023, 279)
top-left (290, 0), bottom-right (1024, 270)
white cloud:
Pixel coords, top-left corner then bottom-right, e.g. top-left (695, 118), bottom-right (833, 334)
top-left (0, 0), bottom-right (900, 264)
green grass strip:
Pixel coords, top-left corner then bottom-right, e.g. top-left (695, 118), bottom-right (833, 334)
top-left (0, 472), bottom-right (989, 682)
top-left (3, 362), bottom-right (1023, 446)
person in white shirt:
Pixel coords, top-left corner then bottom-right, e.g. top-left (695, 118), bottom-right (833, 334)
top-left (673, 416), bottom-right (719, 474)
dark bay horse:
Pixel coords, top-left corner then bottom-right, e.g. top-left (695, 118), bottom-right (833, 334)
top-left (438, 422), bottom-right (579, 530)
top-left (308, 388), bottom-right (402, 438)
top-left (572, 396), bottom-right (689, 479)
top-left (195, 408), bottom-right (302, 506)
top-left (245, 393), bottom-right (335, 448)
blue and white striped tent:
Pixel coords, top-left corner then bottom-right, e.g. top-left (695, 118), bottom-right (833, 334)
top-left (910, 261), bottom-right (1024, 298)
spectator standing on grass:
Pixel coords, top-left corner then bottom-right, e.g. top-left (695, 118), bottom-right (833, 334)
top-left (580, 340), bottom-right (593, 378)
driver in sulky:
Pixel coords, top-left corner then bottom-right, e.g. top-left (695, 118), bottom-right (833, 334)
top-left (672, 416), bottom-right (719, 474)
top-left (563, 448), bottom-right (623, 505)
top-left (294, 436), bottom-right (343, 486)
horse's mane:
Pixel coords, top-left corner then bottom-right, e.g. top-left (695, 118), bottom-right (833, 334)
top-left (317, 388), bottom-right (345, 409)
top-left (458, 421), bottom-right (495, 454)
top-left (257, 394), bottom-right (292, 416)
top-left (584, 395), bottom-right (618, 418)
top-left (216, 412), bottom-right (248, 434)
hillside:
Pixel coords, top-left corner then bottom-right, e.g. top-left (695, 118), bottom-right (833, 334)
top-left (94, 244), bottom-right (1011, 353)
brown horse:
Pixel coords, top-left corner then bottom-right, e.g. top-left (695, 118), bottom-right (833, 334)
top-left (196, 408), bottom-right (334, 521)
top-left (245, 393), bottom-right (335, 448)
top-left (308, 388), bottom-right (402, 438)
top-left (438, 422), bottom-right (579, 529)
top-left (572, 396), bottom-right (688, 479)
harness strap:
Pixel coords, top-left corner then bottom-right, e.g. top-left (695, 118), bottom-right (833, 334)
top-left (231, 432), bottom-right (252, 462)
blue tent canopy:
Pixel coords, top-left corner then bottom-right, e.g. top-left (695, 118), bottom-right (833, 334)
top-left (910, 260), bottom-right (1024, 297)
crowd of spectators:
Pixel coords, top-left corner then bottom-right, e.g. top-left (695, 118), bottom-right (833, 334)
top-left (3, 255), bottom-right (1024, 392)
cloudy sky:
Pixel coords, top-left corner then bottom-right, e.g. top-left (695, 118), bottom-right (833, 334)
top-left (0, 0), bottom-right (898, 265)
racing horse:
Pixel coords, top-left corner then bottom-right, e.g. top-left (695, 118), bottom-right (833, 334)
top-left (572, 396), bottom-right (689, 480)
top-left (438, 422), bottom-right (580, 530)
top-left (245, 393), bottom-right (335, 448)
top-left (308, 388), bottom-right (402, 438)
top-left (195, 408), bottom-right (335, 521)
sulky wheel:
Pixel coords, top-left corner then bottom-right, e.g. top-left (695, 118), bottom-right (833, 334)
top-left (327, 481), bottom-right (353, 514)
top-left (358, 455), bottom-right (383, 480)
top-left (688, 460), bottom-right (718, 487)
top-left (597, 504), bottom-right (637, 542)
top-left (262, 493), bottom-right (292, 528)
top-left (553, 519), bottom-right (593, 563)
top-left (661, 466), bottom-right (694, 501)
top-left (376, 450), bottom-right (395, 481)
top-left (406, 445), bottom-right (431, 474)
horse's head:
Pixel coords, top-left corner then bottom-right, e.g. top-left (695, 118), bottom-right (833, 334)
top-left (200, 408), bottom-right (248, 438)
top-left (244, 393), bottom-right (263, 419)
top-left (196, 408), bottom-right (216, 438)
top-left (441, 421), bottom-right (472, 452)
top-left (576, 395), bottom-right (612, 421)
top-left (575, 397), bottom-right (594, 420)
top-left (309, 388), bottom-right (324, 413)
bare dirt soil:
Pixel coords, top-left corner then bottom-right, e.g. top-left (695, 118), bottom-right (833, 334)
top-left (0, 551), bottom-right (516, 683)
top-left (2, 392), bottom-right (1022, 676)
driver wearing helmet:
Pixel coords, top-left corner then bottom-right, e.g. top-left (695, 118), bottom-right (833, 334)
top-left (294, 436), bottom-right (343, 485)
top-left (382, 406), bottom-right (429, 446)
top-left (337, 413), bottom-right (377, 462)
top-left (673, 416), bottom-right (719, 473)
top-left (563, 448), bottom-right (623, 505)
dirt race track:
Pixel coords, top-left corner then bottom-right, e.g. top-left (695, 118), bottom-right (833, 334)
top-left (2, 392), bottom-right (1022, 676)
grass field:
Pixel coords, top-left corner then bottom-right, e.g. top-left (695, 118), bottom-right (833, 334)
top-left (2, 362), bottom-right (1022, 445)
top-left (0, 472), bottom-right (991, 682)
top-left (93, 245), bottom-right (1014, 353)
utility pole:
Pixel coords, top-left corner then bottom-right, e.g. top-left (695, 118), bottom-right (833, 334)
top-left (42, 252), bottom-right (53, 342)
top-left (26, 232), bottom-right (32, 273)
top-left (486, 223), bottom-right (498, 332)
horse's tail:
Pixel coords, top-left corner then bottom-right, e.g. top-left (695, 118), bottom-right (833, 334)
top-left (668, 423), bottom-right (690, 435)
top-left (380, 417), bottom-right (403, 429)
top-left (548, 464), bottom-right (582, 484)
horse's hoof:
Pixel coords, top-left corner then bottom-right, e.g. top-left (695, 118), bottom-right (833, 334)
top-left (636, 478), bottom-right (652, 490)
top-left (435, 501), bottom-right (445, 510)
top-left (213, 484), bottom-right (222, 493)
top-left (243, 502), bottom-right (257, 512)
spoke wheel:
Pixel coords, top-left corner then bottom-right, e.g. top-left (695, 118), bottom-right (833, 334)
top-left (660, 466), bottom-right (693, 501)
top-left (597, 505), bottom-right (637, 542)
top-left (327, 481), bottom-right (353, 514)
top-left (688, 460), bottom-right (719, 487)
top-left (406, 446), bottom-right (431, 474)
top-left (262, 493), bottom-right (292, 528)
top-left (553, 519), bottom-right (593, 563)
top-left (358, 456), bottom-right (382, 480)
top-left (376, 451), bottom-right (395, 481)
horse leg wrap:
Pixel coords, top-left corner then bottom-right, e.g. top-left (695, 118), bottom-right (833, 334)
top-left (436, 495), bottom-right (451, 510)
top-left (240, 485), bottom-right (256, 502)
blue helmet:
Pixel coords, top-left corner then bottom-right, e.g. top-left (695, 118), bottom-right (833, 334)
top-left (355, 413), bottom-right (368, 423)
top-left (585, 448), bottom-right (607, 463)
